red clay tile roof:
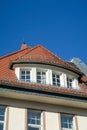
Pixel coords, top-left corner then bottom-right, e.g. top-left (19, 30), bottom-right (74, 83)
top-left (81, 75), bottom-right (87, 82)
top-left (11, 45), bottom-right (83, 74)
top-left (0, 44), bottom-right (87, 97)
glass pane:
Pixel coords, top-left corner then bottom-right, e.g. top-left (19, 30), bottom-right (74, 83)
top-left (53, 78), bottom-right (55, 81)
top-left (0, 116), bottom-right (4, 121)
top-left (69, 123), bottom-right (73, 129)
top-left (37, 79), bottom-right (41, 83)
top-left (52, 74), bottom-right (55, 77)
top-left (42, 72), bottom-right (45, 75)
top-left (37, 113), bottom-right (41, 119)
top-left (31, 119), bottom-right (35, 124)
top-left (42, 75), bottom-right (46, 79)
top-left (63, 123), bottom-right (68, 128)
top-left (26, 71), bottom-right (30, 74)
top-left (21, 76), bottom-right (25, 79)
top-left (26, 76), bottom-right (30, 79)
top-left (37, 72), bottom-right (41, 75)
top-left (0, 123), bottom-right (3, 130)
top-left (0, 108), bottom-right (5, 122)
top-left (37, 75), bottom-right (41, 79)
top-left (0, 108), bottom-right (5, 115)
top-left (21, 71), bottom-right (25, 74)
top-left (28, 126), bottom-right (39, 130)
top-left (37, 120), bottom-right (40, 125)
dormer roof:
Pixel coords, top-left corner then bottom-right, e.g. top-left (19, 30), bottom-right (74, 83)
top-left (10, 45), bottom-right (83, 74)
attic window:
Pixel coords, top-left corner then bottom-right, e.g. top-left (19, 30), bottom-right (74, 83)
top-left (67, 78), bottom-right (73, 89)
top-left (15, 67), bottom-right (79, 90)
top-left (52, 73), bottom-right (60, 86)
top-left (37, 70), bottom-right (46, 85)
top-left (20, 69), bottom-right (30, 82)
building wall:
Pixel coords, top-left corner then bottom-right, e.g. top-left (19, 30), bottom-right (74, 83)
top-left (0, 97), bottom-right (87, 130)
top-left (77, 115), bottom-right (87, 130)
top-left (8, 107), bottom-right (26, 130)
top-left (45, 112), bottom-right (60, 130)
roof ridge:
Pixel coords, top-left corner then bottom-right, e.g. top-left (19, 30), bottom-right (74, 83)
top-left (0, 47), bottom-right (30, 60)
top-left (14, 45), bottom-right (82, 73)
top-left (19, 44), bottom-right (62, 60)
top-left (16, 45), bottom-right (44, 58)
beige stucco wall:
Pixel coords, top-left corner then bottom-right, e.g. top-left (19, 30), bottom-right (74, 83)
top-left (45, 112), bottom-right (60, 130)
top-left (6, 106), bottom-right (87, 130)
top-left (8, 107), bottom-right (26, 130)
top-left (0, 97), bottom-right (87, 130)
top-left (77, 115), bottom-right (87, 130)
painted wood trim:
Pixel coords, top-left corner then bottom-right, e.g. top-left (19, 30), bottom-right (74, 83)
top-left (58, 113), bottom-right (61, 130)
top-left (25, 109), bottom-right (27, 130)
top-left (5, 107), bottom-right (9, 130)
top-left (43, 111), bottom-right (46, 130)
top-left (75, 115), bottom-right (79, 130)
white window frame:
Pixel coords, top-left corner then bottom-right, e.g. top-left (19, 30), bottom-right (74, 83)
top-left (67, 77), bottom-right (73, 89)
top-left (36, 69), bottom-right (47, 85)
top-left (19, 68), bottom-right (31, 82)
top-left (52, 71), bottom-right (61, 87)
top-left (27, 110), bottom-right (41, 130)
top-left (61, 114), bottom-right (74, 130)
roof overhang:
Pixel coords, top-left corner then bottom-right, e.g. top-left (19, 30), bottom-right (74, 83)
top-left (9, 60), bottom-right (83, 75)
top-left (0, 82), bottom-right (87, 109)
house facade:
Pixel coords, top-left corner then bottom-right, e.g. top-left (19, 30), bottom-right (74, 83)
top-left (0, 43), bottom-right (87, 130)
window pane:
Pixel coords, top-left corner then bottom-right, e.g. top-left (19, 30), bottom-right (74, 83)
top-left (21, 71), bottom-right (25, 74)
top-left (0, 107), bottom-right (5, 130)
top-left (0, 116), bottom-right (4, 121)
top-left (28, 126), bottom-right (39, 130)
top-left (21, 76), bottom-right (25, 79)
top-left (0, 108), bottom-right (5, 121)
top-left (26, 76), bottom-right (30, 79)
top-left (26, 71), bottom-right (30, 74)
top-left (37, 72), bottom-right (41, 75)
top-left (37, 120), bottom-right (40, 125)
top-left (0, 123), bottom-right (3, 130)
top-left (31, 119), bottom-right (35, 124)
top-left (0, 108), bottom-right (5, 115)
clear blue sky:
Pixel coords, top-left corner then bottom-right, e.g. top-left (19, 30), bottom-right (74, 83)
top-left (0, 0), bottom-right (87, 64)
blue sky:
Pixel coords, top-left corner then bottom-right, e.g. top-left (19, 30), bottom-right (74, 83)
top-left (0, 0), bottom-right (87, 64)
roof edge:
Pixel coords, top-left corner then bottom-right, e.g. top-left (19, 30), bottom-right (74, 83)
top-left (0, 47), bottom-right (30, 60)
top-left (9, 60), bottom-right (83, 75)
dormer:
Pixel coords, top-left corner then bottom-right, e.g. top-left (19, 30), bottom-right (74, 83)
top-left (10, 45), bottom-right (82, 90)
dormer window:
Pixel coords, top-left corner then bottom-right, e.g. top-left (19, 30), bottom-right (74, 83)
top-left (52, 73), bottom-right (60, 86)
top-left (20, 69), bottom-right (31, 82)
top-left (15, 66), bottom-right (79, 90)
top-left (67, 78), bottom-right (73, 89)
top-left (37, 70), bottom-right (46, 84)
